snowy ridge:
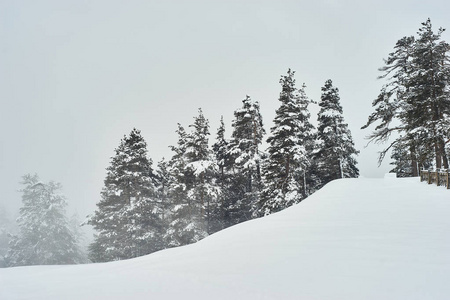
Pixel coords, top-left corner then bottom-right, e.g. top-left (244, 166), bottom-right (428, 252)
top-left (1, 177), bottom-right (450, 300)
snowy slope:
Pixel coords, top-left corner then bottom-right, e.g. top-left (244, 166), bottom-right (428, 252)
top-left (1, 178), bottom-right (450, 300)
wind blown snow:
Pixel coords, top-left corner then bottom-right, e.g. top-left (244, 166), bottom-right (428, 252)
top-left (1, 177), bottom-right (450, 300)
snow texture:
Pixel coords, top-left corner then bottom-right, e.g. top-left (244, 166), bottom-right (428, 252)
top-left (1, 178), bottom-right (450, 299)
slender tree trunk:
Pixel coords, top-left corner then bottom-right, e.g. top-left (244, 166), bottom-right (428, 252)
top-left (286, 156), bottom-right (290, 181)
top-left (247, 167), bottom-right (252, 193)
top-left (220, 165), bottom-right (225, 230)
top-left (410, 143), bottom-right (418, 177)
top-left (303, 169), bottom-right (307, 199)
top-left (435, 142), bottom-right (442, 169)
top-left (440, 139), bottom-right (449, 169)
top-left (339, 158), bottom-right (343, 178)
top-left (200, 172), bottom-right (205, 220)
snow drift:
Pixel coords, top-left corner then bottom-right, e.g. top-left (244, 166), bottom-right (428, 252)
top-left (1, 177), bottom-right (450, 300)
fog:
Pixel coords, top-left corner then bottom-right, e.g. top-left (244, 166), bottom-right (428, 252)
top-left (1, 0), bottom-right (449, 225)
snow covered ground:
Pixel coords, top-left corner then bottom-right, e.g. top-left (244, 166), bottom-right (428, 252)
top-left (1, 177), bottom-right (450, 300)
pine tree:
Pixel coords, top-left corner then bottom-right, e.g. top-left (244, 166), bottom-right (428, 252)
top-left (258, 69), bottom-right (315, 216)
top-left (165, 110), bottom-right (220, 246)
top-left (315, 79), bottom-right (359, 187)
top-left (226, 95), bottom-right (265, 224)
top-left (411, 19), bottom-right (450, 169)
top-left (185, 109), bottom-right (220, 235)
top-left (389, 138), bottom-right (433, 177)
top-left (88, 128), bottom-right (164, 262)
top-left (363, 19), bottom-right (450, 171)
top-left (5, 174), bottom-right (84, 267)
top-left (165, 124), bottom-right (190, 247)
top-left (211, 116), bottom-right (230, 231)
top-left (213, 116), bottom-right (229, 187)
top-left (155, 158), bottom-right (170, 226)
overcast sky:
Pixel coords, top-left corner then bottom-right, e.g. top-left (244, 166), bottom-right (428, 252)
top-left (1, 0), bottom-right (449, 219)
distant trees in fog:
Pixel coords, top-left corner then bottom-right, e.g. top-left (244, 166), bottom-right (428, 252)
top-left (4, 174), bottom-right (86, 267)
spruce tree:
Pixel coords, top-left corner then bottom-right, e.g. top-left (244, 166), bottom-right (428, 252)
top-left (165, 124), bottom-right (190, 247)
top-left (258, 69), bottom-right (315, 216)
top-left (165, 110), bottom-right (219, 246)
top-left (155, 158), bottom-right (170, 226)
top-left (88, 128), bottom-right (164, 262)
top-left (226, 96), bottom-right (266, 224)
top-left (184, 108), bottom-right (219, 235)
top-left (315, 79), bottom-right (359, 187)
top-left (213, 116), bottom-right (229, 188)
top-left (5, 174), bottom-right (84, 267)
top-left (211, 116), bottom-right (231, 231)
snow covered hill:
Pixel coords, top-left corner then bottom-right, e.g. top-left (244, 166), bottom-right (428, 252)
top-left (1, 177), bottom-right (450, 300)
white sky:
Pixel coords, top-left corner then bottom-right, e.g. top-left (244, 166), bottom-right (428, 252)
top-left (1, 0), bottom-right (449, 218)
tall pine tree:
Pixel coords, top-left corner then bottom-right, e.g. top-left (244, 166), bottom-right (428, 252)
top-left (88, 128), bottom-right (164, 262)
top-left (258, 69), bottom-right (315, 216)
top-left (185, 109), bottom-right (220, 235)
top-left (165, 110), bottom-right (220, 246)
top-left (411, 19), bottom-right (450, 169)
top-left (363, 19), bottom-right (450, 171)
top-left (211, 116), bottom-right (231, 231)
top-left (315, 79), bottom-right (359, 187)
top-left (226, 96), bottom-right (266, 224)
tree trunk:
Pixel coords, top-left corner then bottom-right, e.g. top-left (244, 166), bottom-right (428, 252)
top-left (435, 142), bottom-right (442, 169)
top-left (339, 158), bottom-right (343, 179)
top-left (440, 139), bottom-right (449, 169)
top-left (410, 143), bottom-right (418, 177)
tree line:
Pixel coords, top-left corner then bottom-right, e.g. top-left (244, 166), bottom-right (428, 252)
top-left (2, 69), bottom-right (358, 266)
top-left (86, 70), bottom-right (359, 262)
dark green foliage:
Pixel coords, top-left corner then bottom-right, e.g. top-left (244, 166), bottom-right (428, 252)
top-left (258, 69), bottom-right (316, 216)
top-left (315, 79), bottom-right (359, 187)
top-left (363, 19), bottom-right (450, 171)
top-left (88, 128), bottom-right (164, 262)
top-left (226, 96), bottom-right (266, 224)
top-left (211, 116), bottom-right (231, 231)
top-left (165, 109), bottom-right (220, 247)
top-left (389, 138), bottom-right (433, 177)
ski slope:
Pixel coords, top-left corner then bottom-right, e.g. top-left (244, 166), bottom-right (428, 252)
top-left (1, 177), bottom-right (450, 300)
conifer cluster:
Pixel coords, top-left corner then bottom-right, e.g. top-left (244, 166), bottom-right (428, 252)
top-left (88, 70), bottom-right (359, 262)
